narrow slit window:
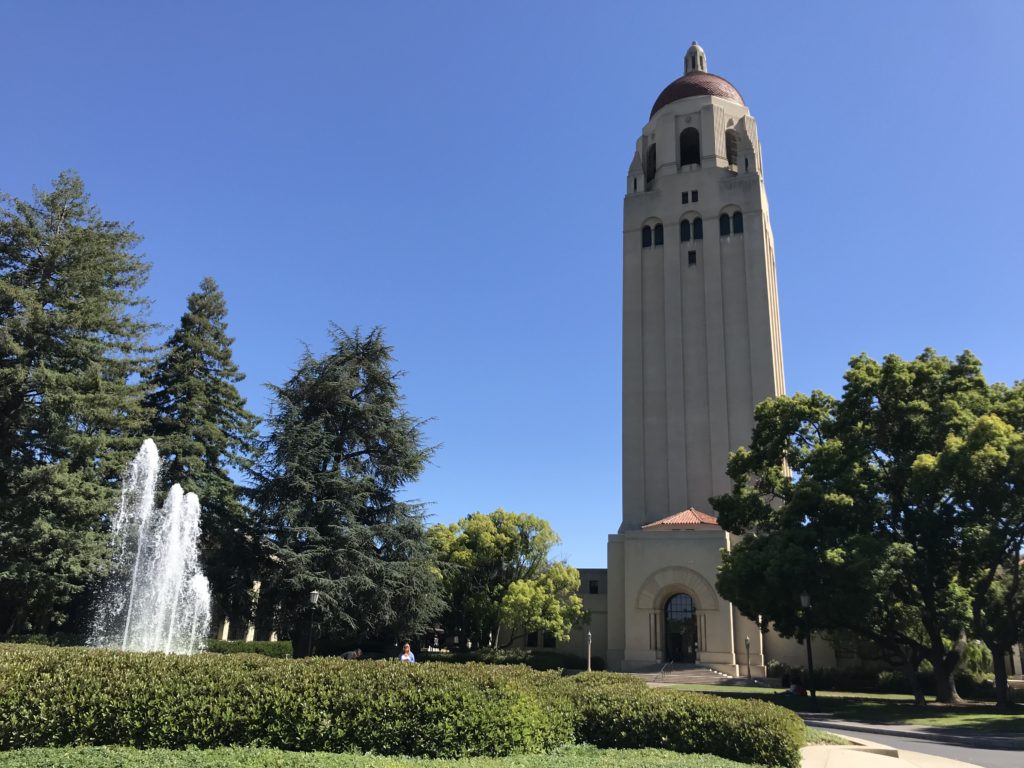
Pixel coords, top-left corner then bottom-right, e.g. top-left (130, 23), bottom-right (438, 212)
top-left (681, 191), bottom-right (689, 204)
top-left (691, 190), bottom-right (698, 202)
top-left (725, 129), bottom-right (739, 166)
top-left (688, 250), bottom-right (697, 266)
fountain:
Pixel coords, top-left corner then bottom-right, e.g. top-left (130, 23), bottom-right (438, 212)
top-left (89, 439), bottom-right (211, 654)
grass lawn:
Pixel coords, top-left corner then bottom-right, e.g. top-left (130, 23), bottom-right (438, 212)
top-left (802, 729), bottom-right (848, 746)
top-left (668, 684), bottom-right (1024, 734)
top-left (667, 685), bottom-right (912, 701)
top-left (0, 746), bottom-right (764, 768)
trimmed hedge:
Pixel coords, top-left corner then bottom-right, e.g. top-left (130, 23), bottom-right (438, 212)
top-left (560, 673), bottom-right (802, 768)
top-left (0, 646), bottom-right (570, 758)
top-left (419, 648), bottom-right (606, 672)
top-left (0, 634), bottom-right (83, 647)
top-left (204, 640), bottom-right (293, 658)
top-left (0, 646), bottom-right (801, 767)
top-left (0, 746), bottom-right (761, 767)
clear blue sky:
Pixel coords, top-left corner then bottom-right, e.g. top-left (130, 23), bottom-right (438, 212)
top-left (4, 2), bottom-right (1022, 567)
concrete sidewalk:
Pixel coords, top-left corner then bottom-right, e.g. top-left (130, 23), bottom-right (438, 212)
top-left (802, 735), bottom-right (985, 768)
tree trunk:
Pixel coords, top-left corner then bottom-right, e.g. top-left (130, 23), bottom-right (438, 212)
top-left (902, 656), bottom-right (926, 706)
top-left (931, 649), bottom-right (964, 704)
top-left (992, 647), bottom-right (1010, 709)
top-left (291, 625), bottom-right (311, 658)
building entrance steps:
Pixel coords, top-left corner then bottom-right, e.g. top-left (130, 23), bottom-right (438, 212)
top-left (631, 662), bottom-right (739, 685)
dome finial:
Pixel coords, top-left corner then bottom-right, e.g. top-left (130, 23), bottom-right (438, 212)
top-left (685, 41), bottom-right (707, 74)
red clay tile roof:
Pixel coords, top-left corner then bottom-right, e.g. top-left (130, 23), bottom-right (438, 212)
top-left (641, 507), bottom-right (721, 529)
top-left (650, 72), bottom-right (744, 118)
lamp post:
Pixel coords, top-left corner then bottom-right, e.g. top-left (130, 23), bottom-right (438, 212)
top-left (587, 629), bottom-right (593, 672)
top-left (799, 591), bottom-right (817, 708)
top-left (744, 635), bottom-right (751, 681)
top-left (308, 590), bottom-right (320, 658)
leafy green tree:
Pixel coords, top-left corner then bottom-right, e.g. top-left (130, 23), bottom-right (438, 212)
top-left (252, 326), bottom-right (443, 654)
top-left (0, 172), bottom-right (152, 635)
top-left (143, 277), bottom-right (261, 626)
top-left (714, 350), bottom-right (1024, 704)
top-left (429, 509), bottom-right (585, 648)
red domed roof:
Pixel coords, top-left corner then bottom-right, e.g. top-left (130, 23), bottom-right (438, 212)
top-left (650, 71), bottom-right (744, 118)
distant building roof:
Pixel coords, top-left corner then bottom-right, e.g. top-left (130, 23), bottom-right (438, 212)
top-left (641, 507), bottom-right (720, 529)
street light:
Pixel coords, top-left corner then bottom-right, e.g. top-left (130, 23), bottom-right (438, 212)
top-left (308, 590), bottom-right (321, 658)
top-left (744, 635), bottom-right (751, 681)
top-left (587, 629), bottom-right (593, 672)
top-left (800, 591), bottom-right (817, 707)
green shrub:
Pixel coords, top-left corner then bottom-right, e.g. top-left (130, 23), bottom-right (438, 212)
top-left (203, 640), bottom-right (292, 658)
top-left (0, 646), bottom-right (801, 766)
top-left (419, 648), bottom-right (605, 672)
top-left (0, 745), bottom-right (760, 767)
top-left (0, 646), bottom-right (570, 758)
top-left (0, 633), bottom-right (83, 647)
top-left (561, 673), bottom-right (802, 768)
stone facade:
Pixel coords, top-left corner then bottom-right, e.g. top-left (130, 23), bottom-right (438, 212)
top-left (561, 43), bottom-right (833, 675)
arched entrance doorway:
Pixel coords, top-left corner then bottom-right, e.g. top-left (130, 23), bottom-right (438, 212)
top-left (665, 593), bottom-right (697, 663)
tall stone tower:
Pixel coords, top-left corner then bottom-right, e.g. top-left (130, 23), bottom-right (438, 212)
top-left (621, 42), bottom-right (784, 530)
top-left (604, 43), bottom-right (786, 673)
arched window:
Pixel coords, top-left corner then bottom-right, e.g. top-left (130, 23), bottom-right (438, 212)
top-left (642, 226), bottom-right (652, 248)
top-left (680, 220), bottom-right (691, 242)
top-left (679, 128), bottom-right (700, 166)
top-left (693, 217), bottom-right (703, 240)
top-left (653, 224), bottom-right (664, 246)
top-left (732, 211), bottom-right (744, 234)
top-left (719, 213), bottom-right (731, 237)
top-left (666, 593), bottom-right (695, 620)
top-left (645, 144), bottom-right (657, 184)
top-left (725, 128), bottom-right (738, 167)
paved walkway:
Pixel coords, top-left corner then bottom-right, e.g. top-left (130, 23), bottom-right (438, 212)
top-left (802, 734), bottom-right (987, 768)
top-left (815, 726), bottom-right (1021, 768)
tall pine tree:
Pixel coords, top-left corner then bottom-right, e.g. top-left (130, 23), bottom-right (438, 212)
top-left (0, 172), bottom-right (152, 635)
top-left (253, 326), bottom-right (444, 653)
top-left (143, 277), bottom-right (260, 628)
